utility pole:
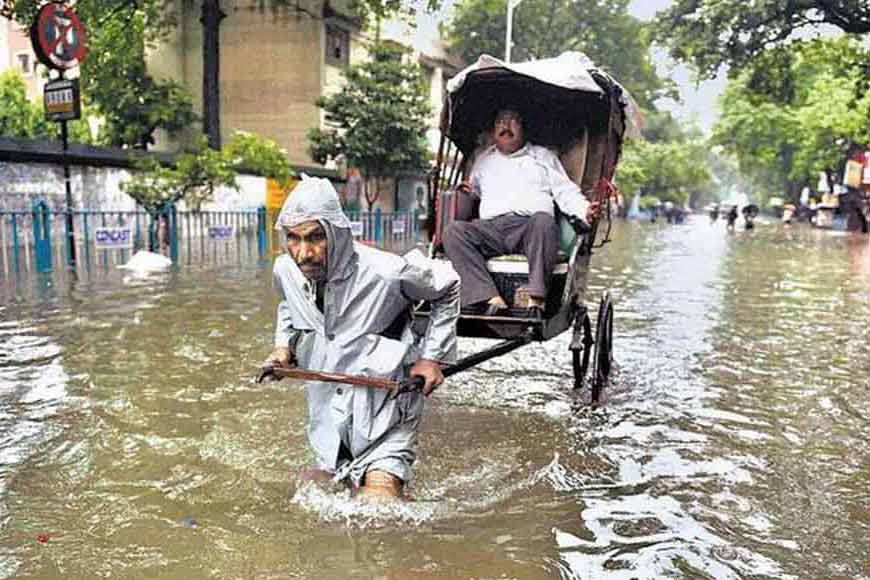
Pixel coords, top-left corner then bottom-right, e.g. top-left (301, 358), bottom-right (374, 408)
top-left (504, 0), bottom-right (524, 63)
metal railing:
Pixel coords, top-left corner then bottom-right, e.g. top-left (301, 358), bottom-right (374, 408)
top-left (1, 201), bottom-right (425, 279)
top-left (346, 209), bottom-right (423, 251)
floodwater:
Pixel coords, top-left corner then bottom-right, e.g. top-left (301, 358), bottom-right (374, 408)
top-left (2, 218), bottom-right (870, 579)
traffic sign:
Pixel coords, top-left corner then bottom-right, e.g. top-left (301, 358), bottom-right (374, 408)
top-left (44, 78), bottom-right (81, 121)
top-left (30, 3), bottom-right (88, 71)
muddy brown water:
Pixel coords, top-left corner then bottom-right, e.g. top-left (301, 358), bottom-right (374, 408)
top-left (2, 219), bottom-right (870, 579)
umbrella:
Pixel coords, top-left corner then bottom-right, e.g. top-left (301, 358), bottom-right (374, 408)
top-left (742, 204), bottom-right (760, 217)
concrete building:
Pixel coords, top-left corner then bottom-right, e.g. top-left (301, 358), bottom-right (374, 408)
top-left (147, 0), bottom-right (459, 211)
top-left (0, 15), bottom-right (46, 99)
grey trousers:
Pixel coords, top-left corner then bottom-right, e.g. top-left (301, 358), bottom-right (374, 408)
top-left (443, 212), bottom-right (559, 307)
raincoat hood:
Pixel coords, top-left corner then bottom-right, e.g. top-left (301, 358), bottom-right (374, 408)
top-left (275, 175), bottom-right (356, 283)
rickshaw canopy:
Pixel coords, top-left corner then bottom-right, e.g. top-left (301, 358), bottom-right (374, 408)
top-left (442, 52), bottom-right (642, 157)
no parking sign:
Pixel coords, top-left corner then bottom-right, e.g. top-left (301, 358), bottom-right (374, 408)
top-left (30, 3), bottom-right (88, 71)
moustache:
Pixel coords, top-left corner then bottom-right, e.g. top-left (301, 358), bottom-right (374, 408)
top-left (297, 259), bottom-right (322, 269)
top-left (498, 128), bottom-right (514, 137)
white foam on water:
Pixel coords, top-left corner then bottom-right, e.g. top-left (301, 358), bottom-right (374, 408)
top-left (290, 481), bottom-right (448, 528)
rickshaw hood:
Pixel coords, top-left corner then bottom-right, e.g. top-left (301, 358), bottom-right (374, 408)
top-left (447, 52), bottom-right (603, 96)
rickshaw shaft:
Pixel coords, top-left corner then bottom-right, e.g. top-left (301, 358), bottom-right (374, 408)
top-left (440, 332), bottom-right (534, 377)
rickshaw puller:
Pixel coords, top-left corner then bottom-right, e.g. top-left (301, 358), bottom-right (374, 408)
top-left (443, 108), bottom-right (600, 316)
top-left (260, 175), bottom-right (460, 499)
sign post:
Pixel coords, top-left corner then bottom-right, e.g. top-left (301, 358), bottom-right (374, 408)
top-left (31, 2), bottom-right (88, 267)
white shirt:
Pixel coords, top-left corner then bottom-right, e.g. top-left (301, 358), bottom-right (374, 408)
top-left (470, 143), bottom-right (589, 223)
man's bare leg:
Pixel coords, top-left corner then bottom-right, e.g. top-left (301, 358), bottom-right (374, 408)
top-left (298, 467), bottom-right (334, 482)
top-left (358, 470), bottom-right (404, 500)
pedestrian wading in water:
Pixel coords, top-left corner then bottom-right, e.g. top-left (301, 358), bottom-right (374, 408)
top-left (258, 175), bottom-right (460, 500)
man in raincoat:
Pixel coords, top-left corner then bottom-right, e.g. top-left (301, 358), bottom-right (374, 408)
top-left (259, 176), bottom-right (460, 499)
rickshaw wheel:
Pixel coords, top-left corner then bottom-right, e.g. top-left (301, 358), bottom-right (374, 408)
top-left (591, 292), bottom-right (614, 403)
top-left (571, 311), bottom-right (593, 389)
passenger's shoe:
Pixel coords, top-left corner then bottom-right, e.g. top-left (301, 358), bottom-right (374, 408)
top-left (525, 297), bottom-right (545, 320)
top-left (468, 296), bottom-right (507, 316)
top-left (524, 304), bottom-right (544, 320)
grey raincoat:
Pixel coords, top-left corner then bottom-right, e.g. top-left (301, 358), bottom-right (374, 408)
top-left (272, 176), bottom-right (460, 485)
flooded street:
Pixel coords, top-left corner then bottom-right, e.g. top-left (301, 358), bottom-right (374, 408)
top-left (2, 218), bottom-right (870, 579)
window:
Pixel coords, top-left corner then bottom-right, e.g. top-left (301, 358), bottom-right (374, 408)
top-left (325, 25), bottom-right (349, 67)
top-left (16, 52), bottom-right (32, 76)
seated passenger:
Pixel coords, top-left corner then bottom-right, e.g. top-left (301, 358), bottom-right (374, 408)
top-left (443, 108), bottom-right (600, 316)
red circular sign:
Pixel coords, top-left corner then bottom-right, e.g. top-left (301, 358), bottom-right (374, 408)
top-left (30, 3), bottom-right (87, 71)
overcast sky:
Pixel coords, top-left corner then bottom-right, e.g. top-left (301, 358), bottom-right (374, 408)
top-left (628, 0), bottom-right (726, 134)
top-left (412, 0), bottom-right (726, 133)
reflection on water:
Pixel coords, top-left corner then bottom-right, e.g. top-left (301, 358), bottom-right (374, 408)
top-left (2, 219), bottom-right (870, 578)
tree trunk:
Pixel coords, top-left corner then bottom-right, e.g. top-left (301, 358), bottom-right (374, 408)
top-left (364, 176), bottom-right (379, 211)
top-left (201, 0), bottom-right (226, 150)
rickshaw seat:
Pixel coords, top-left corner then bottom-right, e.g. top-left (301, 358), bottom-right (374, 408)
top-left (485, 253), bottom-right (569, 275)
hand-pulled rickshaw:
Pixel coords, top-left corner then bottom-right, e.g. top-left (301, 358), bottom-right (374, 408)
top-left (415, 52), bottom-right (642, 402)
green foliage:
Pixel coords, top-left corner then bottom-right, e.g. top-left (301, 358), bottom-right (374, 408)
top-left (616, 138), bottom-right (712, 206)
top-left (616, 106), bottom-right (713, 207)
top-left (640, 109), bottom-right (690, 144)
top-left (652, 0), bottom-right (870, 80)
top-left (638, 195), bottom-right (660, 210)
top-left (122, 131), bottom-right (295, 212)
top-left (0, 70), bottom-right (55, 138)
top-left (79, 3), bottom-right (195, 148)
top-left (447, 0), bottom-right (673, 107)
top-left (0, 70), bottom-right (92, 141)
top-left (12, 0), bottom-right (194, 149)
top-left (308, 41), bottom-right (431, 207)
top-left (225, 130), bottom-right (296, 189)
top-left (712, 38), bottom-right (870, 203)
top-left (713, 83), bottom-right (796, 199)
top-left (348, 0), bottom-right (440, 26)
top-left (122, 137), bottom-right (235, 213)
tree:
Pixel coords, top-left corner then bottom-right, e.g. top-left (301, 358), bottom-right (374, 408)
top-left (616, 138), bottom-right (712, 207)
top-left (121, 129), bottom-right (294, 250)
top-left (0, 70), bottom-right (55, 138)
top-left (122, 130), bottom-right (296, 214)
top-left (308, 41), bottom-right (431, 210)
top-left (0, 70), bottom-right (92, 141)
top-left (653, 0), bottom-right (870, 80)
top-left (712, 38), bottom-right (870, 204)
top-left (11, 0), bottom-right (195, 149)
top-left (714, 82), bottom-right (800, 203)
top-left (447, 0), bottom-right (673, 107)
top-left (81, 4), bottom-right (196, 149)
